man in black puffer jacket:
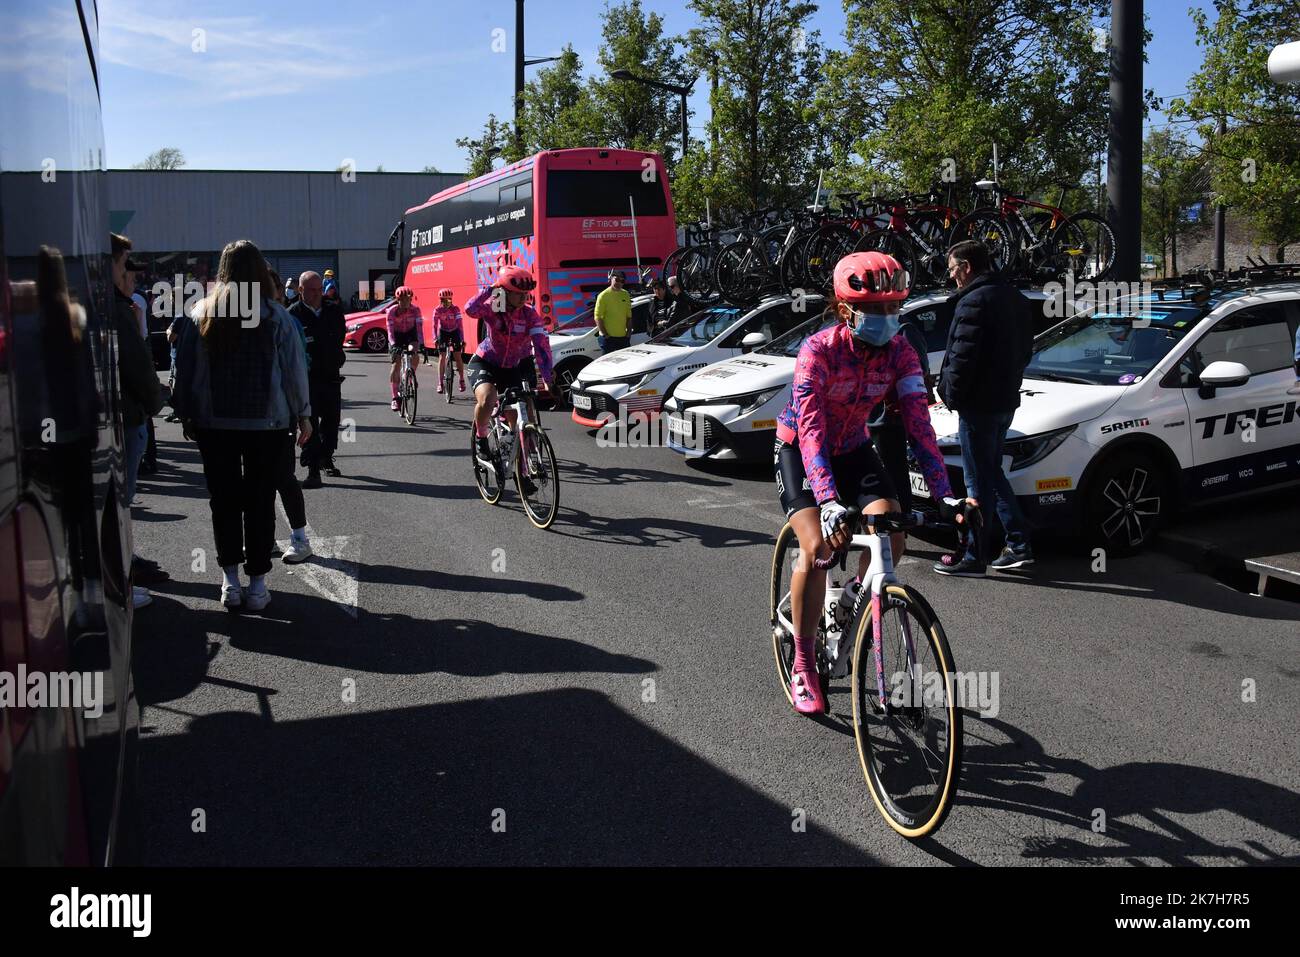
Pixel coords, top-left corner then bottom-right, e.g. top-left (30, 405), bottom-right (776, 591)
top-left (935, 240), bottom-right (1034, 576)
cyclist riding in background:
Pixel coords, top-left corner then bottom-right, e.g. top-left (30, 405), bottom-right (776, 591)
top-left (465, 264), bottom-right (553, 466)
top-left (434, 287), bottom-right (468, 395)
top-left (386, 286), bottom-right (422, 412)
top-left (774, 251), bottom-right (965, 715)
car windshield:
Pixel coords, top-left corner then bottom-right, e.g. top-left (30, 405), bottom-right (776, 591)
top-left (650, 306), bottom-right (742, 347)
top-left (554, 306), bottom-right (597, 334)
top-left (1025, 306), bottom-right (1200, 385)
top-left (757, 308), bottom-right (838, 357)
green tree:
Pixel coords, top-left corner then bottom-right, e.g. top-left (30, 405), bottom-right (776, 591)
top-left (817, 0), bottom-right (1109, 200)
top-left (455, 115), bottom-right (513, 178)
top-left (1170, 0), bottom-right (1300, 259)
top-left (1142, 129), bottom-right (1209, 276)
top-left (679, 0), bottom-right (827, 220)
top-left (133, 147), bottom-right (185, 170)
top-left (589, 0), bottom-right (689, 167)
top-left (515, 46), bottom-right (602, 154)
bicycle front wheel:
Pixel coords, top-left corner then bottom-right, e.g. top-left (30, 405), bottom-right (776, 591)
top-left (402, 371), bottom-right (418, 425)
top-left (850, 582), bottom-right (962, 839)
top-left (949, 212), bottom-right (1015, 277)
top-left (713, 240), bottom-right (767, 306)
top-left (516, 424), bottom-right (559, 529)
top-left (471, 422), bottom-right (503, 504)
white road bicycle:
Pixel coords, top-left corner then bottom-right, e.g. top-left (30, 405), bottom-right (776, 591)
top-left (770, 507), bottom-right (963, 838)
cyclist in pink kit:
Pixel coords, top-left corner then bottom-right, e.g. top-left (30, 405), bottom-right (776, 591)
top-left (774, 251), bottom-right (967, 715)
top-left (465, 265), bottom-right (553, 473)
top-left (434, 287), bottom-right (467, 394)
top-left (386, 286), bottom-right (422, 411)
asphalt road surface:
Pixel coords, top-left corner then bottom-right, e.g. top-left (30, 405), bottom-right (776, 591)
top-left (131, 353), bottom-right (1300, 866)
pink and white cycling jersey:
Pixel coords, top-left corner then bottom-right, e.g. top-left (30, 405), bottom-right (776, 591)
top-left (465, 286), bottom-right (554, 385)
top-left (434, 304), bottom-right (463, 337)
top-left (385, 303), bottom-right (422, 339)
top-left (775, 321), bottom-right (952, 505)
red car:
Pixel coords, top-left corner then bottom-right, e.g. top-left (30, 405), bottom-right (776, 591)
top-left (343, 298), bottom-right (394, 352)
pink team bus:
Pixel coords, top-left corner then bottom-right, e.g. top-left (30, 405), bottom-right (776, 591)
top-left (389, 148), bottom-right (677, 353)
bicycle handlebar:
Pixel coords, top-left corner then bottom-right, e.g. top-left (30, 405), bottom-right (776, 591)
top-left (811, 506), bottom-right (957, 569)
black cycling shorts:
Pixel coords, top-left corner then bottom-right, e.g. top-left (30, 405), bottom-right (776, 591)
top-left (467, 356), bottom-right (536, 394)
top-left (774, 439), bottom-right (898, 518)
top-left (437, 329), bottom-right (465, 350)
top-left (389, 329), bottom-right (420, 358)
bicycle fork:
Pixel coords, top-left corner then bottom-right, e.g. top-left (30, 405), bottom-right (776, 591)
top-left (861, 535), bottom-right (919, 715)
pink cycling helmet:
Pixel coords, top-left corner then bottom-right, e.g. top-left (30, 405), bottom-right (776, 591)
top-left (833, 251), bottom-right (909, 304)
top-left (395, 285), bottom-right (413, 299)
top-left (438, 287), bottom-right (453, 299)
top-left (496, 264), bottom-right (537, 295)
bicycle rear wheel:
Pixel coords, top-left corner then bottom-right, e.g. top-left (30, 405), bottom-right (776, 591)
top-left (805, 224), bottom-right (860, 289)
top-left (769, 522), bottom-right (831, 709)
top-left (443, 349), bottom-right (455, 403)
top-left (1058, 211), bottom-right (1116, 281)
top-left (402, 369), bottom-right (418, 425)
top-left (851, 582), bottom-right (962, 838)
top-left (713, 239), bottom-right (768, 306)
top-left (516, 424), bottom-right (559, 529)
top-left (855, 228), bottom-right (919, 287)
top-left (949, 212), bottom-right (1015, 277)
top-left (471, 422), bottom-right (503, 504)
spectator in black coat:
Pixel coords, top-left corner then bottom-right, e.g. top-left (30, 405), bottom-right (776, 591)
top-left (289, 271), bottom-right (346, 487)
top-left (935, 240), bottom-right (1034, 576)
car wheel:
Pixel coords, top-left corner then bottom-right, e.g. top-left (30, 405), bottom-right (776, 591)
top-left (552, 361), bottom-right (585, 409)
top-left (1082, 451), bottom-right (1167, 555)
top-left (363, 328), bottom-right (388, 353)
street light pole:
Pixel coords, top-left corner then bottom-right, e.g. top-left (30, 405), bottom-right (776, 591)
top-left (514, 0), bottom-right (525, 152)
top-left (1107, 0), bottom-right (1143, 283)
top-left (610, 69), bottom-right (696, 160)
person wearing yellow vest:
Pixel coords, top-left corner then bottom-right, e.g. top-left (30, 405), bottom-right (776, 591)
top-left (594, 270), bottom-right (633, 354)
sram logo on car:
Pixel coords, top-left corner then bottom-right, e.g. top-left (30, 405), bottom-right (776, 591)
top-left (1099, 417), bottom-right (1150, 435)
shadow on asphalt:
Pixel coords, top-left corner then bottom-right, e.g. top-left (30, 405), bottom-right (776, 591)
top-left (135, 686), bottom-right (879, 865)
top-left (556, 456), bottom-right (731, 489)
top-left (545, 505), bottom-right (774, 550)
top-left (137, 579), bottom-right (642, 684)
top-left (951, 716), bottom-right (1300, 866)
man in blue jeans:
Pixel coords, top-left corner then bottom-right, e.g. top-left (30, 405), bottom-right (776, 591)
top-left (934, 240), bottom-right (1034, 577)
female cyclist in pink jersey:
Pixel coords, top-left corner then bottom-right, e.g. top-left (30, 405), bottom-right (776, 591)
top-left (464, 265), bottom-right (553, 469)
top-left (385, 286), bottom-right (423, 411)
top-left (775, 251), bottom-right (967, 715)
top-left (433, 287), bottom-right (467, 394)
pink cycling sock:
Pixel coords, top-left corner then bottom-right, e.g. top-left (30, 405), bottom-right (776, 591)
top-left (792, 633), bottom-right (816, 675)
top-left (391, 382), bottom-right (399, 399)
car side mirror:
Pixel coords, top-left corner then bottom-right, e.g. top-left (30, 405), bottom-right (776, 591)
top-left (740, 332), bottom-right (769, 353)
top-left (1197, 360), bottom-right (1251, 400)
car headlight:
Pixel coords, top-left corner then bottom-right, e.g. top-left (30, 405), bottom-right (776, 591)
top-left (734, 388), bottom-right (782, 416)
top-left (1004, 425), bottom-right (1076, 470)
top-left (597, 368), bottom-right (664, 390)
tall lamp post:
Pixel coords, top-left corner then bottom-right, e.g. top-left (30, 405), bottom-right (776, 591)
top-left (1107, 0), bottom-right (1143, 283)
top-left (609, 69), bottom-right (696, 160)
top-left (513, 0), bottom-right (561, 153)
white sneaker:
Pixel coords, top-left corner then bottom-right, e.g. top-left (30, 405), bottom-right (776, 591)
top-left (221, 580), bottom-right (243, 608)
top-left (244, 580), bottom-right (271, 612)
top-left (282, 539), bottom-right (313, 564)
top-left (131, 586), bottom-right (153, 609)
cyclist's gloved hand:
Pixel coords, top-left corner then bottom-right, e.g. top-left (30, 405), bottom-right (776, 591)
top-left (937, 496), bottom-right (965, 524)
top-left (819, 499), bottom-right (850, 543)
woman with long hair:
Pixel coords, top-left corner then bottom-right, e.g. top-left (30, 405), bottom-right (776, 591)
top-left (173, 241), bottom-right (312, 611)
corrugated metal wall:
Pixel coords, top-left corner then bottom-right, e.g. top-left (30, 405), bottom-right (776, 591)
top-left (106, 170), bottom-right (463, 253)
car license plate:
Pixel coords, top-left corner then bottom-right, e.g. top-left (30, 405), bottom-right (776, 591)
top-left (572, 393), bottom-right (592, 410)
top-left (909, 472), bottom-right (930, 499)
top-left (667, 415), bottom-right (692, 439)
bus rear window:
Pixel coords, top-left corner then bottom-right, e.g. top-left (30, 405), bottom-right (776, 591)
top-left (546, 170), bottom-right (669, 217)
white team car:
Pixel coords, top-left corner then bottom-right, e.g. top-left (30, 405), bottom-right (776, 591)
top-left (913, 277), bottom-right (1300, 552)
top-left (568, 295), bottom-right (816, 428)
top-left (662, 290), bottom-right (1057, 461)
top-left (548, 294), bottom-right (655, 407)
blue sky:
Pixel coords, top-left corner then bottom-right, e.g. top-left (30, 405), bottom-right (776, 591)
top-left (100, 0), bottom-right (1213, 173)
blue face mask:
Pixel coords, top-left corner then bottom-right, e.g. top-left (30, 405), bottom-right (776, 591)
top-left (850, 308), bottom-right (899, 346)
